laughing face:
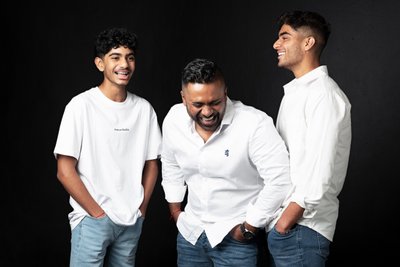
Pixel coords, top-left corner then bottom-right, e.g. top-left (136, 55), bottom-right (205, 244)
top-left (273, 24), bottom-right (307, 74)
top-left (181, 80), bottom-right (227, 134)
top-left (95, 46), bottom-right (135, 87)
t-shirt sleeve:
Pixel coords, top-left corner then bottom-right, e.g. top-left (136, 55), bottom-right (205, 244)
top-left (145, 106), bottom-right (162, 161)
top-left (53, 99), bottom-right (83, 160)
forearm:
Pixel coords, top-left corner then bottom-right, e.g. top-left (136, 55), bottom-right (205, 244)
top-left (57, 155), bottom-right (104, 217)
top-left (168, 202), bottom-right (182, 222)
top-left (139, 159), bottom-right (159, 217)
top-left (275, 201), bottom-right (304, 234)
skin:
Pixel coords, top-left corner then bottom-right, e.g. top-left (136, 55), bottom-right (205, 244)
top-left (272, 24), bottom-right (323, 233)
top-left (181, 79), bottom-right (227, 142)
top-left (169, 79), bottom-right (258, 241)
top-left (57, 45), bottom-right (158, 219)
top-left (273, 24), bottom-right (320, 78)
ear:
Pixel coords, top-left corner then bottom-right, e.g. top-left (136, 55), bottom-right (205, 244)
top-left (180, 90), bottom-right (186, 106)
top-left (94, 57), bottom-right (105, 72)
top-left (304, 36), bottom-right (316, 51)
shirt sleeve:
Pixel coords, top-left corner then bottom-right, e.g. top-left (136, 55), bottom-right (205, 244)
top-left (291, 90), bottom-right (348, 213)
top-left (53, 98), bottom-right (83, 160)
top-left (246, 115), bottom-right (292, 228)
top-left (160, 114), bottom-right (187, 203)
top-left (145, 106), bottom-right (162, 160)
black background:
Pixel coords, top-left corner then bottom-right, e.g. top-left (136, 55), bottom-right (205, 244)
top-left (8, 0), bottom-right (399, 266)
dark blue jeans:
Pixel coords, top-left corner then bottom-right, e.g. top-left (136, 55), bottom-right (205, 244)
top-left (177, 231), bottom-right (258, 267)
top-left (267, 224), bottom-right (330, 267)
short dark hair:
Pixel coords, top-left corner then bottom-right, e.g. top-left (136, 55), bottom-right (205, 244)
top-left (94, 27), bottom-right (138, 58)
top-left (277, 10), bottom-right (331, 50)
top-left (182, 58), bottom-right (225, 86)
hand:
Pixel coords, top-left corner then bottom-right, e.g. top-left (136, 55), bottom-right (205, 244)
top-left (230, 224), bottom-right (247, 242)
top-left (274, 220), bottom-right (293, 234)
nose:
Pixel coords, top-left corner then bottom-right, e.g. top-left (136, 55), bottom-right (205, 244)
top-left (273, 39), bottom-right (280, 50)
top-left (201, 105), bottom-right (213, 117)
top-left (120, 58), bottom-right (129, 68)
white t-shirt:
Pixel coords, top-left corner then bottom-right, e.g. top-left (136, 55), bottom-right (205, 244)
top-left (54, 87), bottom-right (162, 229)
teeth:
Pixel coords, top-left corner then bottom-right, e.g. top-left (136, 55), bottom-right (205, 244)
top-left (278, 52), bottom-right (285, 56)
top-left (202, 116), bottom-right (214, 121)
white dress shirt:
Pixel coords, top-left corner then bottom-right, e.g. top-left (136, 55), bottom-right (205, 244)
top-left (161, 98), bottom-right (291, 247)
top-left (276, 66), bottom-right (351, 241)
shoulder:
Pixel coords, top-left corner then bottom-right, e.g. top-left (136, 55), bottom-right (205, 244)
top-left (309, 74), bottom-right (350, 106)
top-left (128, 92), bottom-right (157, 111)
top-left (164, 103), bottom-right (186, 119)
top-left (65, 88), bottom-right (95, 110)
top-left (231, 100), bottom-right (273, 124)
top-left (162, 103), bottom-right (188, 127)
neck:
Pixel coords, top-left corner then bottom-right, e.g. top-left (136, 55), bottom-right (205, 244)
top-left (98, 84), bottom-right (127, 102)
top-left (292, 56), bottom-right (320, 78)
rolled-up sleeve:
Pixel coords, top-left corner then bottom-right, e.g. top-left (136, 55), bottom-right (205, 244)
top-left (246, 115), bottom-right (292, 227)
top-left (161, 116), bottom-right (187, 203)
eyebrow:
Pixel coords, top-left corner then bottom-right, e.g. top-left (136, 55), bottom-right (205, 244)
top-left (279, 31), bottom-right (291, 37)
top-left (108, 52), bottom-right (134, 57)
top-left (191, 98), bottom-right (223, 105)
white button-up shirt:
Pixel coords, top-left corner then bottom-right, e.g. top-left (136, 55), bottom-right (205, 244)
top-left (276, 66), bottom-right (351, 241)
top-left (161, 98), bottom-right (291, 247)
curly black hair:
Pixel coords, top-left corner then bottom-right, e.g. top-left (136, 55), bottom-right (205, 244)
top-left (94, 27), bottom-right (138, 58)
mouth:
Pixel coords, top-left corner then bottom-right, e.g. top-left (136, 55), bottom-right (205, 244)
top-left (277, 51), bottom-right (285, 59)
top-left (115, 70), bottom-right (130, 76)
top-left (115, 70), bottom-right (130, 80)
top-left (200, 114), bottom-right (217, 126)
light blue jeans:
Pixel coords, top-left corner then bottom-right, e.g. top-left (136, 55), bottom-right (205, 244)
top-left (70, 215), bottom-right (144, 267)
top-left (177, 231), bottom-right (258, 267)
top-left (267, 224), bottom-right (330, 267)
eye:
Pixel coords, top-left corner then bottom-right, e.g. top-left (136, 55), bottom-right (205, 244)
top-left (192, 103), bottom-right (203, 108)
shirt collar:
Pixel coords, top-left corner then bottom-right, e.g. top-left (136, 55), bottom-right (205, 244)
top-left (283, 65), bottom-right (329, 94)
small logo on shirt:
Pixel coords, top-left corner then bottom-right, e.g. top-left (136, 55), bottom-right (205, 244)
top-left (114, 128), bottom-right (130, 132)
top-left (224, 149), bottom-right (229, 157)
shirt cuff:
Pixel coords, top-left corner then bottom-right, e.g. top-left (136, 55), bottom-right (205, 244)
top-left (245, 202), bottom-right (270, 228)
top-left (162, 184), bottom-right (187, 203)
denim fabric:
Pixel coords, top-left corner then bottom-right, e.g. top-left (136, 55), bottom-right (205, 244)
top-left (267, 224), bottom-right (330, 267)
top-left (70, 215), bottom-right (144, 267)
top-left (177, 231), bottom-right (258, 267)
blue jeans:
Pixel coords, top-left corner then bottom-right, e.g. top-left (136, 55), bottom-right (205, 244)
top-left (267, 224), bottom-right (330, 267)
top-left (177, 231), bottom-right (257, 267)
top-left (70, 215), bottom-right (144, 267)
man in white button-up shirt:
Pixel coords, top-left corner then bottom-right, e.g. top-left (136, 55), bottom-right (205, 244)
top-left (161, 58), bottom-right (291, 267)
top-left (268, 10), bottom-right (352, 266)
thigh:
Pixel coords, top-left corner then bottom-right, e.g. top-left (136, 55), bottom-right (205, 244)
top-left (211, 233), bottom-right (258, 267)
top-left (267, 224), bottom-right (302, 267)
top-left (70, 215), bottom-right (113, 267)
top-left (107, 217), bottom-right (144, 267)
top-left (301, 225), bottom-right (330, 267)
top-left (267, 224), bottom-right (331, 267)
top-left (177, 232), bottom-right (212, 267)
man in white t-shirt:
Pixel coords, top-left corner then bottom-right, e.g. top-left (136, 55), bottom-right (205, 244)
top-left (54, 27), bottom-right (161, 267)
top-left (161, 58), bottom-right (292, 267)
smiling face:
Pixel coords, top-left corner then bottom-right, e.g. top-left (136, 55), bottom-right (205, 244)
top-left (181, 79), bottom-right (227, 134)
top-left (273, 24), bottom-right (307, 73)
top-left (95, 46), bottom-right (136, 88)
